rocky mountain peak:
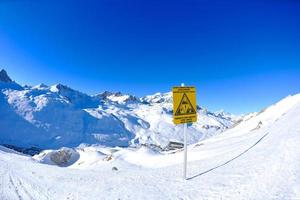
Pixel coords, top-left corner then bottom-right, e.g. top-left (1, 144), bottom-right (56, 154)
top-left (0, 69), bottom-right (13, 83)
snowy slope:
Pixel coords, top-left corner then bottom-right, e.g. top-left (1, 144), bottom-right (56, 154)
top-left (0, 93), bottom-right (299, 199)
top-left (1, 84), bottom-right (132, 148)
top-left (0, 69), bottom-right (236, 149)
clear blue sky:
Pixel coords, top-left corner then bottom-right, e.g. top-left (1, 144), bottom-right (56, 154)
top-left (0, 0), bottom-right (299, 114)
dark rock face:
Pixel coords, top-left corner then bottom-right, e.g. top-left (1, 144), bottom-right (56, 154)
top-left (2, 144), bottom-right (42, 156)
top-left (112, 166), bottom-right (118, 171)
top-left (0, 69), bottom-right (12, 83)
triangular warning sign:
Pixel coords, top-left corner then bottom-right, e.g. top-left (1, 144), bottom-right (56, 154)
top-left (175, 93), bottom-right (196, 116)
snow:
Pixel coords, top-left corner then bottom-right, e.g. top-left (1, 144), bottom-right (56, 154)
top-left (107, 93), bottom-right (138, 105)
top-left (0, 72), bottom-right (236, 149)
top-left (1, 70), bottom-right (299, 199)
top-left (0, 93), bottom-right (300, 199)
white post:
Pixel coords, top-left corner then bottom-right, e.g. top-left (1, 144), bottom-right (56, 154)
top-left (181, 83), bottom-right (187, 180)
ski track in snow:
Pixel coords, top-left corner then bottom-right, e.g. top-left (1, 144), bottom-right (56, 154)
top-left (188, 132), bottom-right (270, 180)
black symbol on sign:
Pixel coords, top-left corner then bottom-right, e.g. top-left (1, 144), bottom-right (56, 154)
top-left (175, 93), bottom-right (196, 116)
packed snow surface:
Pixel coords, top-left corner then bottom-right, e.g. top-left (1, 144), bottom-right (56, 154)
top-left (0, 93), bottom-right (299, 199)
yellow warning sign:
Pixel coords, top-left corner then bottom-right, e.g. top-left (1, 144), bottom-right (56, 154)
top-left (173, 86), bottom-right (197, 124)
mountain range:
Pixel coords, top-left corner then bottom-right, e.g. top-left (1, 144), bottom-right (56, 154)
top-left (0, 69), bottom-right (244, 149)
top-left (1, 69), bottom-right (299, 199)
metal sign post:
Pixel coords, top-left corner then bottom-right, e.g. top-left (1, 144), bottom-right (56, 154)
top-left (172, 83), bottom-right (197, 180)
top-left (182, 83), bottom-right (188, 180)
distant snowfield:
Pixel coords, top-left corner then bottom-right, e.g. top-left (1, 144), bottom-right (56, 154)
top-left (0, 94), bottom-right (299, 200)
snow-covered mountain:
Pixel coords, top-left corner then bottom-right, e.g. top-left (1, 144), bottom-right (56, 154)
top-left (0, 69), bottom-right (237, 149)
top-left (0, 83), bottom-right (299, 199)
